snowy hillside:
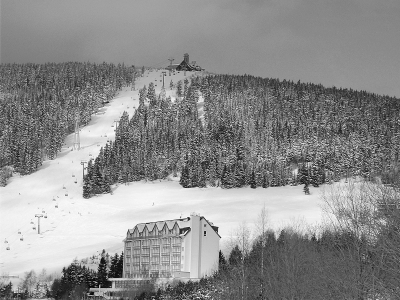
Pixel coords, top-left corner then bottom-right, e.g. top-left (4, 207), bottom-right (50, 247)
top-left (0, 69), bottom-right (324, 282)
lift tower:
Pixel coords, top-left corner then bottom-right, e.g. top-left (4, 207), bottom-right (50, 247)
top-left (168, 58), bottom-right (174, 75)
top-left (73, 111), bottom-right (80, 150)
top-left (35, 214), bottom-right (44, 234)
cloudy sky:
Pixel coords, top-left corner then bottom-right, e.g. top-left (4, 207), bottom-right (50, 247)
top-left (1, 0), bottom-right (399, 97)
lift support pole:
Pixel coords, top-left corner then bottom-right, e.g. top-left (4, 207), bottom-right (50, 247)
top-left (35, 214), bottom-right (43, 234)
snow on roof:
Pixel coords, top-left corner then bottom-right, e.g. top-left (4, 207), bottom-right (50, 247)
top-left (130, 216), bottom-right (198, 234)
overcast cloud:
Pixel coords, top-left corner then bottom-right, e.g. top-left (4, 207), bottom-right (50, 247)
top-left (1, 0), bottom-right (399, 97)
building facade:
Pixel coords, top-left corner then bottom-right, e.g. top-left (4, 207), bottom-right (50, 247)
top-left (122, 213), bottom-right (220, 280)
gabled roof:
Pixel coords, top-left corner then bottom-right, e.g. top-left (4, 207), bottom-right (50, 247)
top-left (128, 215), bottom-right (220, 238)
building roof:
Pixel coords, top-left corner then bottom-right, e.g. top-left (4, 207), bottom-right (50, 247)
top-left (127, 215), bottom-right (220, 238)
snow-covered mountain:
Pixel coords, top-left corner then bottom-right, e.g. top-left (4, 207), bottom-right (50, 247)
top-left (0, 69), bottom-right (324, 282)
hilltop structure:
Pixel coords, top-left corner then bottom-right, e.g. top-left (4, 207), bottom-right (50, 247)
top-left (102, 213), bottom-right (220, 293)
top-left (166, 53), bottom-right (203, 71)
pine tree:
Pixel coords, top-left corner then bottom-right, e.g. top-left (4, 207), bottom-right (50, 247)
top-left (109, 253), bottom-right (119, 278)
top-left (97, 257), bottom-right (109, 288)
top-left (250, 170), bottom-right (257, 189)
top-left (219, 250), bottom-right (227, 271)
top-left (180, 164), bottom-right (190, 188)
top-left (228, 245), bottom-right (243, 266)
top-left (116, 252), bottom-right (124, 278)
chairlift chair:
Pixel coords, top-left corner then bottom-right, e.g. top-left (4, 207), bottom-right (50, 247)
top-left (44, 214), bottom-right (47, 219)
top-left (4, 239), bottom-right (8, 243)
top-left (30, 220), bottom-right (34, 224)
top-left (20, 236), bottom-right (24, 241)
top-left (63, 185), bottom-right (66, 189)
top-left (18, 230), bottom-right (21, 234)
top-left (55, 204), bottom-right (58, 208)
top-left (72, 174), bottom-right (75, 177)
top-left (74, 180), bottom-right (77, 184)
top-left (65, 193), bottom-right (68, 196)
top-left (33, 226), bottom-right (36, 230)
top-left (6, 246), bottom-right (10, 250)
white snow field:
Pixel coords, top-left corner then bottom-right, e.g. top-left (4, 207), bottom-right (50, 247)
top-left (0, 69), bottom-right (324, 282)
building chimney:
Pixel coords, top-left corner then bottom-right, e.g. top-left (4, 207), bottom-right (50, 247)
top-left (184, 53), bottom-right (189, 64)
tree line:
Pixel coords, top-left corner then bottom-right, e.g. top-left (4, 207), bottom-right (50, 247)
top-left (0, 62), bottom-right (135, 178)
top-left (83, 73), bottom-right (400, 197)
top-left (50, 249), bottom-right (123, 299)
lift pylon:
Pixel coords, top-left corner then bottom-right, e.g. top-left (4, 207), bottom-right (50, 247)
top-left (73, 111), bottom-right (80, 150)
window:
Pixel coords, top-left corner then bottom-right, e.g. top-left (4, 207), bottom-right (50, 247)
top-left (151, 239), bottom-right (160, 246)
top-left (204, 230), bottom-right (207, 237)
top-left (182, 246), bottom-right (184, 252)
top-left (204, 224), bottom-right (206, 227)
top-left (151, 246), bottom-right (160, 255)
top-left (172, 254), bottom-right (180, 263)
top-left (151, 256), bottom-right (160, 264)
top-left (162, 245), bottom-right (170, 254)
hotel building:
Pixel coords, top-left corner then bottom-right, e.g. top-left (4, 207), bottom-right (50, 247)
top-left (122, 212), bottom-right (220, 280)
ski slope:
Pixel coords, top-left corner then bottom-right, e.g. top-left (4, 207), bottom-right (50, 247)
top-left (0, 69), bottom-right (324, 283)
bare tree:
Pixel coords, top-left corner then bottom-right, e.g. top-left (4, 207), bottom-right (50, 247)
top-left (254, 203), bottom-right (268, 299)
top-left (321, 178), bottom-right (400, 299)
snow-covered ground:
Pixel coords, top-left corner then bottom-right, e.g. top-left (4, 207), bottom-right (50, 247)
top-left (0, 69), bottom-right (324, 284)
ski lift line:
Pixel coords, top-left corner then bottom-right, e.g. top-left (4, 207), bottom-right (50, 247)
top-left (2, 193), bottom-right (63, 248)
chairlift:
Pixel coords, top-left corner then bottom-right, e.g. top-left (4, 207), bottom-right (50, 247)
top-left (74, 180), bottom-right (77, 184)
top-left (42, 210), bottom-right (45, 213)
top-left (89, 153), bottom-right (92, 156)
top-left (30, 219), bottom-right (34, 224)
top-left (104, 134), bottom-right (107, 137)
top-left (20, 236), bottom-right (24, 241)
top-left (53, 197), bottom-right (56, 201)
top-left (72, 174), bottom-right (75, 177)
top-left (65, 193), bottom-right (68, 196)
top-left (44, 215), bottom-right (47, 219)
top-left (18, 230), bottom-right (21, 234)
top-left (33, 226), bottom-right (36, 230)
top-left (63, 185), bottom-right (66, 189)
top-left (6, 246), bottom-right (10, 250)
top-left (55, 204), bottom-right (58, 208)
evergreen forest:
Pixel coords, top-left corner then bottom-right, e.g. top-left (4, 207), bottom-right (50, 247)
top-left (83, 74), bottom-right (400, 197)
top-left (0, 62), bottom-right (135, 176)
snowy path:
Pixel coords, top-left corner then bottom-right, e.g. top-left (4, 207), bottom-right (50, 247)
top-left (0, 69), bottom-right (324, 281)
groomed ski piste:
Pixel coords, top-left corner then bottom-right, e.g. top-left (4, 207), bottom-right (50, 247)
top-left (0, 69), bottom-right (324, 282)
